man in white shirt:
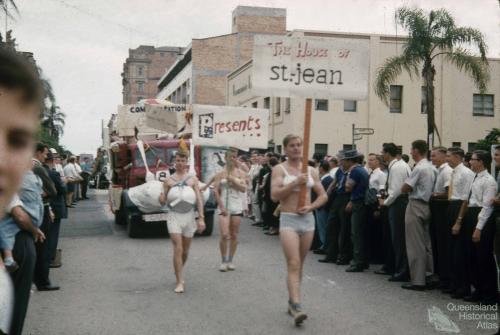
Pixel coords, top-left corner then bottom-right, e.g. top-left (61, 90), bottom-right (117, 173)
top-left (445, 147), bottom-right (475, 297)
top-left (328, 157), bottom-right (339, 181)
top-left (460, 150), bottom-right (498, 304)
top-left (379, 143), bottom-right (411, 281)
top-left (366, 154), bottom-right (387, 266)
top-left (401, 140), bottom-right (436, 291)
top-left (429, 147), bottom-right (453, 288)
top-left (63, 157), bottom-right (80, 207)
top-left (248, 151), bottom-right (263, 225)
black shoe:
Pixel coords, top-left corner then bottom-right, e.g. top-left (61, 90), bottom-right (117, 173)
top-left (251, 222), bottom-right (261, 226)
top-left (318, 258), bottom-right (336, 264)
top-left (441, 287), bottom-right (455, 294)
top-left (345, 265), bottom-right (364, 272)
top-left (388, 274), bottom-right (410, 282)
top-left (37, 284), bottom-right (60, 291)
top-left (374, 269), bottom-right (391, 275)
top-left (401, 283), bottom-right (426, 291)
top-left (451, 290), bottom-right (469, 299)
top-left (336, 259), bottom-right (350, 265)
top-left (50, 261), bottom-right (62, 268)
top-left (362, 263), bottom-right (369, 270)
top-left (262, 226), bottom-right (270, 231)
top-left (313, 249), bottom-right (326, 255)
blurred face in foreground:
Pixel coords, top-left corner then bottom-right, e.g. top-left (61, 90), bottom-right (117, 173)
top-left (0, 89), bottom-right (39, 212)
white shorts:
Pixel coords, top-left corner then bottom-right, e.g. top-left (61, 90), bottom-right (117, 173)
top-left (166, 210), bottom-right (197, 238)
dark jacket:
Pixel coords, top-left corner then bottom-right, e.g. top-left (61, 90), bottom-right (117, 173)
top-left (32, 160), bottom-right (56, 205)
top-left (48, 168), bottom-right (67, 219)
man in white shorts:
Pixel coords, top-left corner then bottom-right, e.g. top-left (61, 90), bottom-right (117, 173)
top-left (163, 151), bottom-right (205, 293)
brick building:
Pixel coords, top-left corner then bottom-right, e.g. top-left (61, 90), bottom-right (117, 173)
top-left (122, 45), bottom-right (184, 104)
top-left (156, 6), bottom-right (287, 105)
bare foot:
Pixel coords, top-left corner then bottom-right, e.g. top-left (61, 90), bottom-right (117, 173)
top-left (174, 281), bottom-right (185, 293)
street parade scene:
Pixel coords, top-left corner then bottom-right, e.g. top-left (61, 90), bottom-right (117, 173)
top-left (1, 0), bottom-right (500, 334)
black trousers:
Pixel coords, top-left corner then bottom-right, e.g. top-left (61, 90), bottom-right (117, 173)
top-left (430, 199), bottom-right (450, 283)
top-left (9, 231), bottom-right (36, 335)
top-left (380, 206), bottom-right (395, 273)
top-left (367, 206), bottom-right (385, 264)
top-left (48, 217), bottom-right (61, 260)
top-left (449, 200), bottom-right (465, 291)
top-left (81, 172), bottom-right (90, 198)
top-left (388, 196), bottom-right (409, 276)
top-left (325, 193), bottom-right (351, 262)
top-left (463, 208), bottom-right (498, 301)
top-left (33, 206), bottom-right (52, 288)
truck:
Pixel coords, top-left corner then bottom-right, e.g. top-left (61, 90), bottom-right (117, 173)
top-left (108, 139), bottom-right (217, 238)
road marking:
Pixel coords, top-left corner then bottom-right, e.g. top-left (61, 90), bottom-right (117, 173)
top-left (428, 306), bottom-right (460, 333)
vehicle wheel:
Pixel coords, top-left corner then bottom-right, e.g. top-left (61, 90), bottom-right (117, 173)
top-left (201, 212), bottom-right (214, 236)
top-left (126, 210), bottom-right (142, 238)
top-left (114, 208), bottom-right (126, 225)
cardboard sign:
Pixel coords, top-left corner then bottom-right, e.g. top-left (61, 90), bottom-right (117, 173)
top-left (192, 104), bottom-right (269, 149)
top-left (145, 103), bottom-right (190, 134)
top-left (252, 34), bottom-right (370, 100)
top-left (116, 105), bottom-right (160, 137)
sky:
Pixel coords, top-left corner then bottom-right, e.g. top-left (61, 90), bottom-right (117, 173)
top-left (7, 0), bottom-right (500, 155)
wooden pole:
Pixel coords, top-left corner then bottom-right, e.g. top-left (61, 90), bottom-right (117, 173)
top-left (297, 98), bottom-right (312, 209)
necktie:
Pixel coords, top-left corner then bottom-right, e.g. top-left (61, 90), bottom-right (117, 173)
top-left (468, 173), bottom-right (478, 202)
top-left (448, 170), bottom-right (455, 200)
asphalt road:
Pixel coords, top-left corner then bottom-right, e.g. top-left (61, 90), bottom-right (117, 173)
top-left (23, 190), bottom-right (498, 335)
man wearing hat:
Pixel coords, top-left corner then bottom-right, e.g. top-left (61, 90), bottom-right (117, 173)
top-left (319, 150), bottom-right (352, 265)
top-left (343, 149), bottom-right (370, 272)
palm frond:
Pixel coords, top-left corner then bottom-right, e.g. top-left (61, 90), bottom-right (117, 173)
top-left (374, 54), bottom-right (420, 104)
top-left (1, 0), bottom-right (19, 19)
top-left (428, 8), bottom-right (455, 36)
top-left (446, 48), bottom-right (489, 93)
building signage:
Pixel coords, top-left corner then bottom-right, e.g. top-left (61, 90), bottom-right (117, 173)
top-left (192, 104), bottom-right (269, 150)
top-left (252, 34), bottom-right (370, 99)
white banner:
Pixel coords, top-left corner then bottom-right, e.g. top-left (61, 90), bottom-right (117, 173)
top-left (116, 105), bottom-right (160, 137)
top-left (252, 34), bottom-right (370, 99)
top-left (145, 103), bottom-right (190, 134)
top-left (192, 104), bottom-right (269, 149)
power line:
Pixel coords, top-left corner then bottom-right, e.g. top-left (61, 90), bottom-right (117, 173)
top-left (48, 0), bottom-right (164, 43)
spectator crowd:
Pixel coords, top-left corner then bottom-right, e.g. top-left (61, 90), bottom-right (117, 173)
top-left (240, 141), bottom-right (500, 306)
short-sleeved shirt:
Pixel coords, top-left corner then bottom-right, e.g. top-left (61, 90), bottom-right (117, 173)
top-left (433, 162), bottom-right (453, 193)
top-left (405, 159), bottom-right (436, 202)
top-left (449, 163), bottom-right (475, 201)
top-left (347, 165), bottom-right (369, 202)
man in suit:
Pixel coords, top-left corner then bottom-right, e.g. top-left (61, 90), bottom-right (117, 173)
top-left (32, 143), bottom-right (59, 291)
top-left (45, 152), bottom-right (67, 268)
top-left (313, 160), bottom-right (333, 253)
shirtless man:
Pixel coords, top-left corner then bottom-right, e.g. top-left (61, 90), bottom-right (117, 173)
top-left (163, 151), bottom-right (205, 293)
top-left (271, 134), bottom-right (327, 326)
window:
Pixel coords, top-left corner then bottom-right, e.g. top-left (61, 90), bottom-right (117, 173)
top-left (275, 97), bottom-right (281, 116)
top-left (284, 98), bottom-right (291, 113)
top-left (343, 144), bottom-right (354, 151)
top-left (264, 97), bottom-right (270, 109)
top-left (252, 101), bottom-right (258, 108)
top-left (344, 100), bottom-right (357, 112)
top-left (315, 99), bottom-right (328, 111)
top-left (452, 142), bottom-right (462, 148)
top-left (314, 144), bottom-right (328, 156)
top-left (421, 86), bottom-right (427, 114)
top-left (137, 66), bottom-right (144, 77)
top-left (473, 94), bottom-right (494, 116)
top-left (276, 145), bottom-right (282, 154)
top-left (390, 85), bottom-right (403, 113)
top-left (468, 142), bottom-right (477, 152)
top-left (137, 82), bottom-right (144, 93)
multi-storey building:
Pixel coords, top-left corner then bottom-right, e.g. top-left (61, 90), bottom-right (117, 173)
top-left (122, 45), bottom-right (183, 104)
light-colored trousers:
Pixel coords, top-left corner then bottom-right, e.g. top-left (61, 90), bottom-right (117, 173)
top-left (405, 199), bottom-right (434, 286)
top-left (251, 189), bottom-right (262, 223)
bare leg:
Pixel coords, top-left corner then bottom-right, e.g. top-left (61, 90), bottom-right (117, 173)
top-left (182, 236), bottom-right (192, 265)
top-left (229, 216), bottom-right (241, 258)
top-left (218, 215), bottom-right (230, 261)
top-left (280, 230), bottom-right (302, 304)
top-left (298, 232), bottom-right (314, 284)
top-left (170, 233), bottom-right (184, 292)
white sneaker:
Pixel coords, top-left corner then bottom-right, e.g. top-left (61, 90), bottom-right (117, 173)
top-left (227, 263), bottom-right (236, 271)
top-left (219, 263), bottom-right (228, 272)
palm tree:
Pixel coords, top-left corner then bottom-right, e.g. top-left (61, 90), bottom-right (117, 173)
top-left (42, 104), bottom-right (66, 141)
top-left (375, 7), bottom-right (489, 146)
